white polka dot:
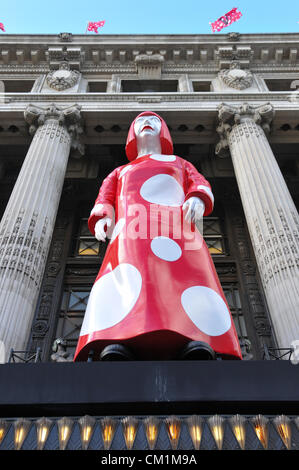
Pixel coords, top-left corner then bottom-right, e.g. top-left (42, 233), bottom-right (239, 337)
top-left (79, 264), bottom-right (142, 335)
top-left (151, 236), bottom-right (182, 261)
top-left (181, 286), bottom-right (231, 336)
top-left (110, 218), bottom-right (125, 243)
top-left (119, 165), bottom-right (132, 178)
top-left (150, 154), bottom-right (176, 162)
top-left (140, 174), bottom-right (185, 206)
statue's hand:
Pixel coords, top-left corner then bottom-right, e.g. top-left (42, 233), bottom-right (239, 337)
top-left (183, 197), bottom-right (205, 224)
top-left (94, 217), bottom-right (112, 242)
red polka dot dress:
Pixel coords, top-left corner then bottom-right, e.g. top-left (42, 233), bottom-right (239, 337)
top-left (74, 154), bottom-right (242, 361)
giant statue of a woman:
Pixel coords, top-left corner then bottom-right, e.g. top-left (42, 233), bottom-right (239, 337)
top-left (74, 112), bottom-right (242, 361)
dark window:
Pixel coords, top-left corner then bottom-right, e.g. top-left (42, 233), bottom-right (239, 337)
top-left (75, 218), bottom-right (100, 256)
top-left (121, 80), bottom-right (179, 92)
top-left (56, 288), bottom-right (90, 356)
top-left (203, 217), bottom-right (227, 256)
top-left (265, 79), bottom-right (295, 91)
top-left (192, 81), bottom-right (212, 92)
top-left (223, 284), bottom-right (248, 343)
top-left (88, 82), bottom-right (108, 92)
top-left (2, 80), bottom-right (34, 92)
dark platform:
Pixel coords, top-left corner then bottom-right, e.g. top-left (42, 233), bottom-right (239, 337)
top-left (0, 360), bottom-right (298, 417)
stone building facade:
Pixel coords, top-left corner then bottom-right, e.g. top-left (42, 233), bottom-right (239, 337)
top-left (0, 32), bottom-right (298, 452)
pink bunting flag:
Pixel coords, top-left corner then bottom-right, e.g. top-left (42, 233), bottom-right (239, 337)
top-left (87, 20), bottom-right (105, 34)
top-left (210, 7), bottom-right (242, 33)
top-left (0, 23), bottom-right (5, 32)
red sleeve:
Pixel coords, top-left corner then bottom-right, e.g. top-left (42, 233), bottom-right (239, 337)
top-left (88, 168), bottom-right (118, 235)
top-left (183, 160), bottom-right (214, 216)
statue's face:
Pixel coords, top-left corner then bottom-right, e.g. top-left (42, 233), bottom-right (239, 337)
top-left (134, 115), bottom-right (161, 138)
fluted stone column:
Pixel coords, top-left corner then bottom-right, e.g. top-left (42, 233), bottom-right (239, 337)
top-left (216, 102), bottom-right (299, 349)
top-left (0, 103), bottom-right (83, 360)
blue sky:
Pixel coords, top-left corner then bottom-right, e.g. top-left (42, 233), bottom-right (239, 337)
top-left (0, 0), bottom-right (299, 35)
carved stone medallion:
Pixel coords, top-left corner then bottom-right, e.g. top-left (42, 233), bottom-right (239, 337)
top-left (46, 61), bottom-right (80, 91)
top-left (218, 61), bottom-right (253, 90)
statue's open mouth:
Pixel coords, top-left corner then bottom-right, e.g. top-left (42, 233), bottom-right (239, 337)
top-left (142, 125), bottom-right (153, 131)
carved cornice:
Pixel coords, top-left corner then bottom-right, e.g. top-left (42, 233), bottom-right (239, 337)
top-left (24, 103), bottom-right (84, 156)
top-left (216, 102), bottom-right (275, 157)
top-left (135, 52), bottom-right (165, 65)
top-left (58, 32), bottom-right (73, 42)
top-left (227, 32), bottom-right (241, 41)
top-left (215, 45), bottom-right (254, 69)
top-left (3, 62), bottom-right (299, 75)
top-left (46, 46), bottom-right (84, 70)
top-left (1, 34), bottom-right (299, 72)
top-left (134, 52), bottom-right (165, 79)
top-left (2, 91), bottom-right (293, 106)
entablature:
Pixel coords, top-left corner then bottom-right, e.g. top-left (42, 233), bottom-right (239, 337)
top-left (1, 93), bottom-right (299, 146)
top-left (1, 33), bottom-right (299, 76)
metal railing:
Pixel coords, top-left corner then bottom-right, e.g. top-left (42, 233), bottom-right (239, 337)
top-left (5, 345), bottom-right (297, 363)
top-left (262, 344), bottom-right (294, 361)
top-left (8, 347), bottom-right (42, 363)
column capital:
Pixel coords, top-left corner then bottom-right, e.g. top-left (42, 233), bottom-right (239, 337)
top-left (216, 102), bottom-right (275, 157)
top-left (218, 102), bottom-right (274, 129)
top-left (24, 103), bottom-right (84, 157)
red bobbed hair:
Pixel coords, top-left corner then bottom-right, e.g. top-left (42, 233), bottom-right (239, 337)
top-left (125, 111), bottom-right (173, 161)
